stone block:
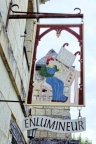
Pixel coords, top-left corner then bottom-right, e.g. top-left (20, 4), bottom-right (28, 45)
top-left (36, 108), bottom-right (45, 115)
top-left (40, 131), bottom-right (48, 138)
top-left (57, 133), bottom-right (66, 139)
top-left (64, 107), bottom-right (70, 110)
top-left (63, 110), bottom-right (70, 117)
top-left (58, 109), bottom-right (65, 116)
top-left (32, 108), bottom-right (36, 115)
top-left (35, 130), bottom-right (40, 138)
top-left (48, 131), bottom-right (57, 138)
top-left (46, 109), bottom-right (52, 115)
top-left (52, 109), bottom-right (60, 116)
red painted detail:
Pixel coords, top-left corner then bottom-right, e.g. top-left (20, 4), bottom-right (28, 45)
top-left (78, 24), bottom-right (84, 105)
top-left (38, 26), bottom-right (80, 40)
top-left (74, 51), bottom-right (81, 56)
top-left (62, 43), bottom-right (69, 47)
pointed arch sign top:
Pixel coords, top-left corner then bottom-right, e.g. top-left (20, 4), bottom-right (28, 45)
top-left (38, 25), bottom-right (81, 41)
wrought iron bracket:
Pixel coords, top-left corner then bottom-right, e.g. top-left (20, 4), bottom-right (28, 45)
top-left (0, 100), bottom-right (25, 103)
top-left (6, 2), bottom-right (83, 30)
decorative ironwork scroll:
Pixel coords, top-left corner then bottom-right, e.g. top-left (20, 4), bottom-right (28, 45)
top-left (6, 3), bottom-right (83, 30)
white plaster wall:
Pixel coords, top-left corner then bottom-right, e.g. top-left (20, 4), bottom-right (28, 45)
top-left (0, 91), bottom-right (11, 144)
top-left (0, 56), bottom-right (27, 142)
top-left (0, 0), bottom-right (37, 99)
top-left (0, 0), bottom-right (37, 143)
top-left (0, 0), bottom-right (29, 98)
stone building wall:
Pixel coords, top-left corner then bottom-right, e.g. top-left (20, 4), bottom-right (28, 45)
top-left (0, 0), bottom-right (37, 143)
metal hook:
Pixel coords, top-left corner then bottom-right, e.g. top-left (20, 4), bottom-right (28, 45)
top-left (62, 43), bottom-right (69, 47)
top-left (77, 107), bottom-right (82, 119)
top-left (81, 18), bottom-right (84, 23)
top-left (74, 8), bottom-right (81, 14)
top-left (10, 4), bottom-right (19, 13)
top-left (74, 51), bottom-right (81, 56)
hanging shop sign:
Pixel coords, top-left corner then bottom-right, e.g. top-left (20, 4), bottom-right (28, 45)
top-left (6, 3), bottom-right (84, 107)
top-left (22, 116), bottom-right (86, 133)
top-left (25, 24), bottom-right (85, 107)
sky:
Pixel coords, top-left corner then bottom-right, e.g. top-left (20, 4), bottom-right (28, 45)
top-left (36, 0), bottom-right (96, 143)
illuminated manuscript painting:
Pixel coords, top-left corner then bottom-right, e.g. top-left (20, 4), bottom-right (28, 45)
top-left (39, 49), bottom-right (75, 102)
top-left (32, 45), bottom-right (82, 107)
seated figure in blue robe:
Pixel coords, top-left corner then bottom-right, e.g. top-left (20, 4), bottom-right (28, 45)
top-left (40, 60), bottom-right (68, 102)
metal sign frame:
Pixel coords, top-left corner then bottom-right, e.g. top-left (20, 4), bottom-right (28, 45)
top-left (26, 23), bottom-right (85, 107)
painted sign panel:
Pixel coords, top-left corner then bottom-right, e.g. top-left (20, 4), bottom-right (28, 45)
top-left (25, 24), bottom-right (84, 107)
top-left (22, 116), bottom-right (86, 133)
top-left (39, 53), bottom-right (76, 103)
top-left (31, 45), bottom-right (84, 107)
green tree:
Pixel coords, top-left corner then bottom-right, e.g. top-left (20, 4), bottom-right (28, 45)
top-left (72, 134), bottom-right (92, 144)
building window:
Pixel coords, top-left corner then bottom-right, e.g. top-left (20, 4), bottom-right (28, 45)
top-left (8, 117), bottom-right (26, 144)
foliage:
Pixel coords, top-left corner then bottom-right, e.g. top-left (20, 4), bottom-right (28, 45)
top-left (72, 134), bottom-right (92, 144)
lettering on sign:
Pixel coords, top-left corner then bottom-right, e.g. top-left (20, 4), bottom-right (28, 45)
top-left (22, 116), bottom-right (86, 133)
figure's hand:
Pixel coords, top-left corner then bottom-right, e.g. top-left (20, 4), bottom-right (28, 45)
top-left (55, 71), bottom-right (59, 75)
